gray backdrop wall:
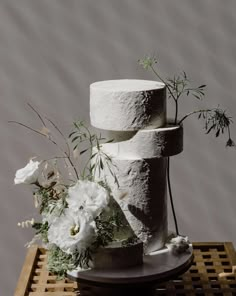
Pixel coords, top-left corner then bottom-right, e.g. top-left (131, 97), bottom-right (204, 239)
top-left (1, 0), bottom-right (235, 295)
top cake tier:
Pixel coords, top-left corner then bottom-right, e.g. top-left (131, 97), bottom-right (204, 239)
top-left (90, 79), bottom-right (166, 131)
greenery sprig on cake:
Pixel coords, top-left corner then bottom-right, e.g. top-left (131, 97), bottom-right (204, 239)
top-left (139, 55), bottom-right (235, 238)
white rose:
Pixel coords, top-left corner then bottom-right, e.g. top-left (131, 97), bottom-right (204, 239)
top-left (47, 209), bottom-right (96, 254)
top-left (68, 180), bottom-right (109, 218)
top-left (14, 159), bottom-right (41, 185)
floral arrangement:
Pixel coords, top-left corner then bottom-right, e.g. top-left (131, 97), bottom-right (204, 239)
top-left (13, 106), bottom-right (135, 278)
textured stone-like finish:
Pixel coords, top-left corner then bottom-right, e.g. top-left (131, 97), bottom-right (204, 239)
top-left (90, 79), bottom-right (166, 131)
top-left (93, 149), bottom-right (168, 253)
top-left (102, 124), bottom-right (183, 159)
top-left (90, 79), bottom-right (171, 253)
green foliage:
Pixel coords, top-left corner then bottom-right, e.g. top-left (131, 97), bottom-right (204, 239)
top-left (93, 216), bottom-right (115, 248)
top-left (32, 221), bottom-right (49, 243)
top-left (93, 199), bottom-right (130, 248)
top-left (36, 185), bottom-right (68, 215)
top-left (74, 248), bottom-right (92, 268)
top-left (122, 236), bottom-right (139, 247)
top-left (166, 71), bottom-right (206, 101)
top-left (138, 55), bottom-right (158, 70)
top-left (69, 121), bottom-right (119, 186)
top-left (139, 54), bottom-right (236, 237)
top-left (179, 108), bottom-right (235, 147)
top-left (47, 245), bottom-right (93, 278)
top-left (47, 245), bottom-right (77, 278)
top-left (204, 109), bottom-right (233, 137)
top-left (139, 54), bottom-right (235, 148)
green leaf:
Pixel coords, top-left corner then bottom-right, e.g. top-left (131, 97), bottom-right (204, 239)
top-left (206, 124), bottom-right (216, 134)
top-left (90, 163), bottom-right (95, 171)
top-left (80, 148), bottom-right (88, 155)
top-left (96, 140), bottom-right (100, 151)
top-left (105, 139), bottom-right (114, 143)
top-left (71, 136), bottom-right (79, 143)
top-left (68, 131), bottom-right (77, 138)
top-left (193, 94), bottom-right (201, 100)
top-left (90, 153), bottom-right (97, 159)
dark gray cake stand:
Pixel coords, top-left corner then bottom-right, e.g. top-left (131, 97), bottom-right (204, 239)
top-left (67, 246), bottom-right (194, 296)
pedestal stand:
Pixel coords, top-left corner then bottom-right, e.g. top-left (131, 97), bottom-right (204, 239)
top-left (67, 246), bottom-right (193, 296)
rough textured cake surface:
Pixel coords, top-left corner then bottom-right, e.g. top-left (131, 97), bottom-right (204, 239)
top-left (90, 79), bottom-right (166, 131)
top-left (90, 79), bottom-right (183, 253)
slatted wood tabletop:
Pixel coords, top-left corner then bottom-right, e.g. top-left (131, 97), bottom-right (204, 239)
top-left (14, 242), bottom-right (236, 296)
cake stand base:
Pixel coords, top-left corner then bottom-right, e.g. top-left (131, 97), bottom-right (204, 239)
top-left (67, 246), bottom-right (193, 296)
top-left (78, 283), bottom-right (155, 296)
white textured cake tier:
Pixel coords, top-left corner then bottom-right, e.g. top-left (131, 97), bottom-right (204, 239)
top-left (93, 150), bottom-right (168, 253)
top-left (104, 124), bottom-right (183, 159)
top-left (90, 79), bottom-right (166, 131)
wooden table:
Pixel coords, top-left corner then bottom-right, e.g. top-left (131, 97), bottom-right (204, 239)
top-left (14, 242), bottom-right (236, 296)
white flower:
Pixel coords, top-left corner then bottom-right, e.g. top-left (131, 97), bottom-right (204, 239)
top-left (47, 209), bottom-right (96, 254)
top-left (166, 235), bottom-right (190, 254)
top-left (68, 180), bottom-right (109, 218)
top-left (14, 159), bottom-right (41, 185)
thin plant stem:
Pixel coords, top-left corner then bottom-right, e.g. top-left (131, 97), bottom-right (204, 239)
top-left (167, 157), bottom-right (179, 236)
top-left (150, 65), bottom-right (179, 125)
top-left (8, 120), bottom-right (79, 180)
top-left (150, 65), bottom-right (180, 235)
top-left (45, 117), bottom-right (79, 179)
top-left (150, 65), bottom-right (176, 102)
top-left (27, 103), bottom-right (47, 126)
top-left (27, 103), bottom-right (79, 179)
top-left (179, 109), bottom-right (211, 125)
top-left (228, 127), bottom-right (231, 138)
top-left (8, 121), bottom-right (57, 143)
top-left (174, 100), bottom-right (178, 125)
top-left (45, 117), bottom-right (71, 156)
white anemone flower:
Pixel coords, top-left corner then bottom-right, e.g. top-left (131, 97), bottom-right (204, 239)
top-left (47, 209), bottom-right (96, 254)
top-left (14, 159), bottom-right (41, 185)
top-left (68, 180), bottom-right (109, 218)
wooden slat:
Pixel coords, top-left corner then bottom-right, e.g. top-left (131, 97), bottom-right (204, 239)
top-left (224, 241), bottom-right (236, 266)
top-left (28, 293), bottom-right (76, 296)
top-left (14, 242), bottom-right (236, 295)
top-left (14, 245), bottom-right (39, 296)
